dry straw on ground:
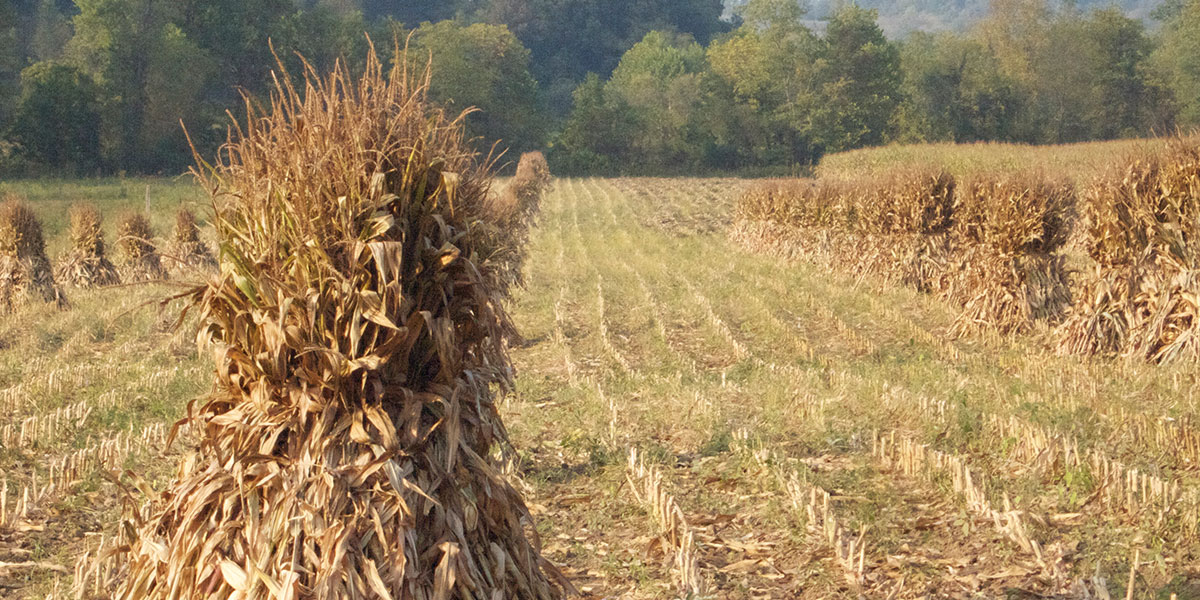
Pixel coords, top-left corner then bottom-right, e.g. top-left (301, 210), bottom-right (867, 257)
top-left (94, 44), bottom-right (567, 600)
top-left (163, 207), bottom-right (216, 274)
top-left (55, 203), bottom-right (120, 288)
top-left (0, 196), bottom-right (66, 311)
top-left (1059, 140), bottom-right (1200, 362)
top-left (115, 213), bottom-right (167, 282)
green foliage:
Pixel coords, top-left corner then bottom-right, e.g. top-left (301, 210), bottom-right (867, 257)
top-left (7, 62), bottom-right (101, 172)
top-left (173, 0), bottom-right (292, 97)
top-left (1154, 0), bottom-right (1200, 127)
top-left (553, 75), bottom-right (635, 175)
top-left (0, 1), bottom-right (19, 133)
top-left (483, 0), bottom-right (729, 113)
top-left (812, 4), bottom-right (902, 152)
top-left (67, 0), bottom-right (193, 171)
top-left (409, 20), bottom-right (545, 153)
top-left (708, 0), bottom-right (823, 165)
top-left (0, 0), bottom-right (1191, 176)
top-left (270, 6), bottom-right (375, 77)
top-left (608, 31), bottom-right (712, 170)
top-left (555, 30), bottom-right (729, 173)
top-left (1085, 9), bottom-right (1172, 138)
top-left (894, 33), bottom-right (1023, 143)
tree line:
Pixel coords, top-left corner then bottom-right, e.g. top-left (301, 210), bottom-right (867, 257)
top-left (0, 0), bottom-right (1198, 176)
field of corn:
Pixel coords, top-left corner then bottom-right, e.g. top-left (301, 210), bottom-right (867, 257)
top-left (3, 104), bottom-right (1200, 600)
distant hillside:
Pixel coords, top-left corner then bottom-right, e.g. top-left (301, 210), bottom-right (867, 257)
top-left (726, 0), bottom-right (1163, 36)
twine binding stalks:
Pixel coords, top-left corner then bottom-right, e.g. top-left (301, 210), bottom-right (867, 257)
top-left (0, 196), bottom-right (67, 311)
top-left (56, 203), bottom-right (121, 288)
top-left (90, 43), bottom-right (568, 600)
top-left (115, 213), bottom-right (167, 282)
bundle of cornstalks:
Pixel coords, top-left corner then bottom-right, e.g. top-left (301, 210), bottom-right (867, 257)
top-left (941, 173), bottom-right (1074, 335)
top-left (0, 196), bottom-right (66, 311)
top-left (163, 207), bottom-right (216, 274)
top-left (116, 212), bottom-right (167, 282)
top-left (730, 170), bottom-right (954, 288)
top-left (1059, 141), bottom-right (1200, 362)
top-left (841, 169), bottom-right (955, 236)
top-left (731, 169), bottom-right (1074, 335)
top-left (55, 203), bottom-right (120, 288)
top-left (485, 151), bottom-right (554, 295)
top-left (97, 46), bottom-right (567, 600)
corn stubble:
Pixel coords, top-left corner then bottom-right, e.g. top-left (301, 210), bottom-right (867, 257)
top-left (56, 203), bottom-right (121, 288)
top-left (1059, 141), bottom-right (1200, 362)
top-left (97, 47), bottom-right (567, 599)
top-left (0, 196), bottom-right (67, 311)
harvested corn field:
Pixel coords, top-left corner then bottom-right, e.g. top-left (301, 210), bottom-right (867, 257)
top-left (1, 169), bottom-right (1200, 599)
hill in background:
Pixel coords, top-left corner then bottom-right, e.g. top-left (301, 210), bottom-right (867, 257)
top-left (727, 0), bottom-right (1163, 35)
